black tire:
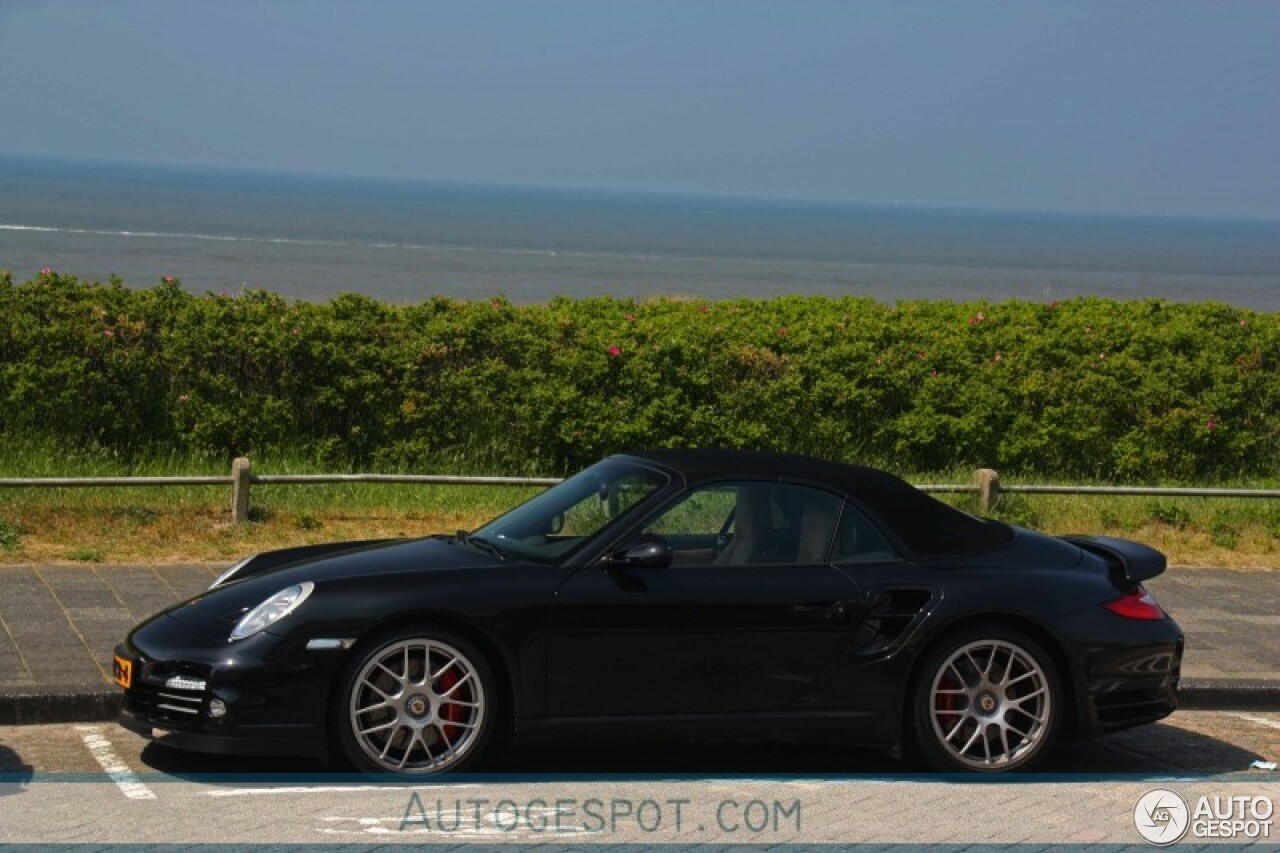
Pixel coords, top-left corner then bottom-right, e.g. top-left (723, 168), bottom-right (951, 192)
top-left (335, 625), bottom-right (497, 775)
top-left (910, 624), bottom-right (1062, 773)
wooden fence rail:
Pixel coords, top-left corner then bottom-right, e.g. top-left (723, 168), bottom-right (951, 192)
top-left (1, 459), bottom-right (1276, 523)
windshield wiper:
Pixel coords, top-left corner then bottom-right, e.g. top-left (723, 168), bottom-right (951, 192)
top-left (458, 533), bottom-right (509, 561)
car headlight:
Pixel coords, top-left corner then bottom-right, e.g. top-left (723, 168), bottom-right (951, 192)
top-left (229, 582), bottom-right (314, 642)
top-left (210, 555), bottom-right (256, 590)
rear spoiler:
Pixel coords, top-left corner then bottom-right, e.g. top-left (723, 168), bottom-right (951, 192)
top-left (1061, 535), bottom-right (1167, 584)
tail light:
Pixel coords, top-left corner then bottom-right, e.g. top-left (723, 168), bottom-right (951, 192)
top-left (1103, 586), bottom-right (1165, 620)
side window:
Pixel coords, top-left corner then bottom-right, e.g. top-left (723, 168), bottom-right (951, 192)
top-left (646, 485), bottom-right (737, 536)
top-left (831, 501), bottom-right (898, 562)
top-left (560, 473), bottom-right (656, 536)
top-left (641, 482), bottom-right (841, 566)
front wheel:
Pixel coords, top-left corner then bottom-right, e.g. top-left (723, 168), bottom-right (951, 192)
top-left (336, 627), bottom-right (495, 775)
top-left (911, 625), bottom-right (1061, 772)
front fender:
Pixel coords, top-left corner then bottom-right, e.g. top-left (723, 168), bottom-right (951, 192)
top-left (212, 539), bottom-right (405, 588)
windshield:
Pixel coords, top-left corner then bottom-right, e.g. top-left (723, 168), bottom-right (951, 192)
top-left (469, 458), bottom-right (668, 563)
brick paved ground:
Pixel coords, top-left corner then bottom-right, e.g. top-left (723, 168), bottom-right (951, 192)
top-left (0, 564), bottom-right (219, 694)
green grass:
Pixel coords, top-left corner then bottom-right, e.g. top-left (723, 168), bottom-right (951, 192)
top-left (0, 517), bottom-right (20, 551)
top-left (0, 444), bottom-right (1277, 567)
top-left (0, 440), bottom-right (542, 515)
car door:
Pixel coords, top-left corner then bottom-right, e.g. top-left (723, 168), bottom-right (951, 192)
top-left (545, 480), bottom-right (863, 717)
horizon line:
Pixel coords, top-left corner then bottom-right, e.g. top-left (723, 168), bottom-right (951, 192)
top-left (3, 152), bottom-right (1278, 228)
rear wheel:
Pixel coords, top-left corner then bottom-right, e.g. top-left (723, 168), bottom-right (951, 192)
top-left (911, 625), bottom-right (1061, 772)
top-left (336, 626), bottom-right (495, 775)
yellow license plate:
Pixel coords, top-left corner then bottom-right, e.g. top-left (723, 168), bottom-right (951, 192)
top-left (113, 656), bottom-right (132, 689)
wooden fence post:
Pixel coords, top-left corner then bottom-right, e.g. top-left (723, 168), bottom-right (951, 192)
top-left (975, 468), bottom-right (1000, 515)
top-left (231, 457), bottom-right (251, 523)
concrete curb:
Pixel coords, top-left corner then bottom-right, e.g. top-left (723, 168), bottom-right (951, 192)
top-left (0, 690), bottom-right (121, 726)
top-left (0, 680), bottom-right (1276, 727)
top-left (1178, 678), bottom-right (1280, 711)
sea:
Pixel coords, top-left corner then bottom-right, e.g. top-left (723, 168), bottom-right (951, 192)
top-left (2, 156), bottom-right (1278, 309)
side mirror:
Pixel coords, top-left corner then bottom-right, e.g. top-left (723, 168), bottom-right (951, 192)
top-left (603, 540), bottom-right (672, 569)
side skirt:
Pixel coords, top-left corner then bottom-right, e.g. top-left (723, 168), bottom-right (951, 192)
top-left (513, 709), bottom-right (892, 748)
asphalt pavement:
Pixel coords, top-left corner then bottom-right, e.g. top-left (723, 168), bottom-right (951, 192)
top-left (0, 562), bottom-right (1276, 724)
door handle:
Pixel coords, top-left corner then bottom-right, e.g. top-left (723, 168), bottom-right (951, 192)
top-left (791, 601), bottom-right (846, 621)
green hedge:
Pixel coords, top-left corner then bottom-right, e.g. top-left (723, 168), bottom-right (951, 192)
top-left (1, 271), bottom-right (1275, 480)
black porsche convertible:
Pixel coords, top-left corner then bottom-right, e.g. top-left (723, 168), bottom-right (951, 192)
top-left (114, 449), bottom-right (1182, 774)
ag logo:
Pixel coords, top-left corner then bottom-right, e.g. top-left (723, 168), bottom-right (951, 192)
top-left (1134, 788), bottom-right (1190, 845)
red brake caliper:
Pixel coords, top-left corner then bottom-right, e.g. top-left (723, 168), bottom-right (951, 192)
top-left (439, 667), bottom-right (462, 742)
top-left (937, 672), bottom-right (958, 725)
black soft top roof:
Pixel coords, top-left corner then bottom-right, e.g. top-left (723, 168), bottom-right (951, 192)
top-left (621, 448), bottom-right (1012, 558)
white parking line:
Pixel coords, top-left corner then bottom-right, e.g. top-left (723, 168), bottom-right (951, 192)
top-left (74, 725), bottom-right (157, 800)
top-left (207, 783), bottom-right (481, 797)
top-left (208, 785), bottom-right (413, 797)
top-left (1231, 712), bottom-right (1280, 731)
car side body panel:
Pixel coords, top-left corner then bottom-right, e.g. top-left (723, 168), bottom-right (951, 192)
top-left (114, 450), bottom-right (1182, 769)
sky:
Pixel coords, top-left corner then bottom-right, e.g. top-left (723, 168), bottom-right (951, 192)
top-left (0, 0), bottom-right (1277, 219)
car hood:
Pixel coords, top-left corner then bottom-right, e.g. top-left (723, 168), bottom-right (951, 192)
top-left (163, 537), bottom-right (504, 625)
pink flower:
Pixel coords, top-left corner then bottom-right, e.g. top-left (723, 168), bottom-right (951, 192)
top-left (178, 394), bottom-right (190, 402)
top-left (917, 351), bottom-right (926, 360)
top-left (41, 267), bottom-right (51, 275)
top-left (699, 304), bottom-right (709, 313)
top-left (607, 345), bottom-right (621, 357)
top-left (778, 327), bottom-right (788, 336)
top-left (1207, 420), bottom-right (1217, 430)
top-left (625, 314), bottom-right (636, 322)
top-left (103, 329), bottom-right (114, 337)
top-left (1239, 319), bottom-right (1249, 327)
top-left (164, 275), bottom-right (175, 283)
top-left (291, 327), bottom-right (301, 335)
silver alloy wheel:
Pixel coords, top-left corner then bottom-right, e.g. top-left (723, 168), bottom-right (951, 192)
top-left (349, 638), bottom-right (486, 773)
top-left (928, 638), bottom-right (1051, 770)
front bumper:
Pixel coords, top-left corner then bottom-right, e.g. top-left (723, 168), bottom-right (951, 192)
top-left (114, 614), bottom-right (346, 760)
top-left (117, 707), bottom-right (322, 758)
